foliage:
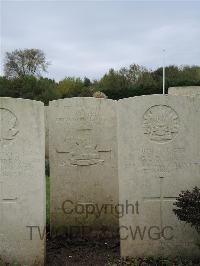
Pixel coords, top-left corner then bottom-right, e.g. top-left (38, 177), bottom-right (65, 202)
top-left (57, 77), bottom-right (93, 98)
top-left (173, 187), bottom-right (200, 234)
top-left (0, 75), bottom-right (59, 105)
top-left (152, 65), bottom-right (200, 92)
top-left (1, 48), bottom-right (200, 102)
top-left (93, 64), bottom-right (200, 100)
top-left (4, 48), bottom-right (50, 78)
top-left (95, 68), bottom-right (131, 99)
top-left (119, 63), bottom-right (147, 83)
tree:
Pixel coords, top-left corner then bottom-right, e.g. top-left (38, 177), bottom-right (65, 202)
top-left (94, 64), bottom-right (150, 100)
top-left (0, 75), bottom-right (59, 104)
top-left (83, 77), bottom-right (91, 87)
top-left (4, 48), bottom-right (50, 78)
top-left (173, 187), bottom-right (200, 234)
top-left (119, 64), bottom-right (147, 84)
top-left (57, 77), bottom-right (93, 98)
top-left (152, 65), bottom-right (200, 92)
top-left (57, 77), bottom-right (83, 98)
top-left (133, 71), bottom-right (161, 96)
top-left (95, 68), bottom-right (131, 99)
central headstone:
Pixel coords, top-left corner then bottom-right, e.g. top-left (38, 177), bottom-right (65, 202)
top-left (117, 95), bottom-right (200, 257)
top-left (49, 98), bottom-right (118, 237)
top-left (0, 97), bottom-right (45, 265)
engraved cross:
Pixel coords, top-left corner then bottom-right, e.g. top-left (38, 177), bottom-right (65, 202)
top-left (0, 159), bottom-right (18, 236)
top-left (143, 176), bottom-right (177, 229)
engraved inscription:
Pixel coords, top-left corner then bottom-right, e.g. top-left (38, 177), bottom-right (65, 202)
top-left (56, 103), bottom-right (101, 128)
top-left (0, 108), bottom-right (19, 145)
top-left (143, 105), bottom-right (179, 143)
top-left (139, 147), bottom-right (190, 174)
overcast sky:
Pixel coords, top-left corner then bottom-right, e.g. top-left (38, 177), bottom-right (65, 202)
top-left (1, 1), bottom-right (200, 81)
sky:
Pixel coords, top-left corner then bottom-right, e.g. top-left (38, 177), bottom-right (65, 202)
top-left (1, 0), bottom-right (200, 81)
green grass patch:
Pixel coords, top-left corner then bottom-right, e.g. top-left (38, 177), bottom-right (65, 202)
top-left (46, 175), bottom-right (50, 226)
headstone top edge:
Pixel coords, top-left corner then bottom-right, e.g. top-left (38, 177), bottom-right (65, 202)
top-left (49, 97), bottom-right (117, 106)
top-left (0, 97), bottom-right (44, 106)
top-left (117, 94), bottom-right (188, 103)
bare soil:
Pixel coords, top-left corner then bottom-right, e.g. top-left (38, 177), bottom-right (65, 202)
top-left (46, 235), bottom-right (120, 266)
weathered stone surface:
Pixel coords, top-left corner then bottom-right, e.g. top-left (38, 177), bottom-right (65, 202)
top-left (49, 98), bottom-right (118, 236)
top-left (0, 98), bottom-right (45, 265)
top-left (117, 95), bottom-right (200, 257)
top-left (168, 86), bottom-right (200, 96)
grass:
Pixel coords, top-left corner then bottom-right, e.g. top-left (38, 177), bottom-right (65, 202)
top-left (46, 175), bottom-right (50, 226)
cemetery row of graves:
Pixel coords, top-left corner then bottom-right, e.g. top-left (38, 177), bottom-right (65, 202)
top-left (0, 86), bottom-right (200, 265)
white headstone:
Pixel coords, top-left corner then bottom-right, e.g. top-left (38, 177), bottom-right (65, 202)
top-left (0, 98), bottom-right (45, 265)
top-left (168, 86), bottom-right (200, 97)
top-left (49, 98), bottom-right (118, 237)
top-left (117, 95), bottom-right (200, 257)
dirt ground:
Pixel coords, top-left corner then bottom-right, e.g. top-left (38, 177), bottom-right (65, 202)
top-left (46, 235), bottom-right (120, 266)
top-left (46, 235), bottom-right (200, 266)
